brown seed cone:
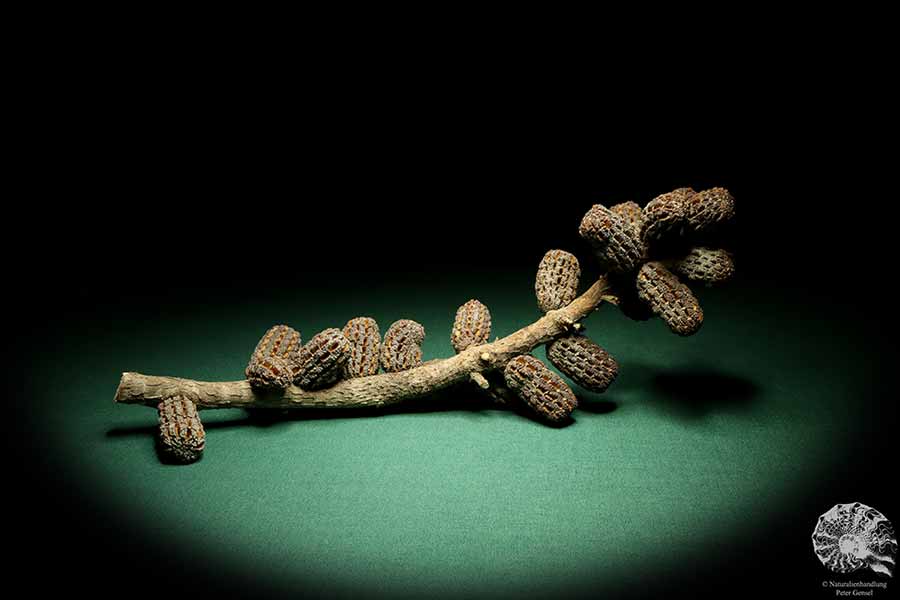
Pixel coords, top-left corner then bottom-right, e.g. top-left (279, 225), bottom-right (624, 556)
top-left (578, 204), bottom-right (617, 247)
top-left (342, 317), bottom-right (382, 378)
top-left (451, 299), bottom-right (492, 353)
top-left (503, 354), bottom-right (578, 423)
top-left (641, 187), bottom-right (694, 244)
top-left (593, 212), bottom-right (646, 274)
top-left (293, 328), bottom-right (352, 389)
top-left (546, 335), bottom-right (619, 393)
top-left (636, 262), bottom-right (704, 336)
top-left (158, 396), bottom-right (205, 464)
top-left (246, 355), bottom-right (294, 390)
top-left (535, 250), bottom-right (581, 312)
top-left (672, 247), bottom-right (735, 285)
top-left (610, 201), bottom-right (643, 231)
top-left (245, 324), bottom-right (302, 389)
top-left (381, 319), bottom-right (425, 373)
top-left (684, 187), bottom-right (735, 235)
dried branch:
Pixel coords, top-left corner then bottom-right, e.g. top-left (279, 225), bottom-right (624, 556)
top-left (114, 276), bottom-right (611, 411)
top-left (116, 185), bottom-right (739, 464)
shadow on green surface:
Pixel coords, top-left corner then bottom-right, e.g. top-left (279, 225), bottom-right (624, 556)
top-left (575, 397), bottom-right (618, 414)
top-left (607, 361), bottom-right (657, 392)
top-left (651, 369), bottom-right (760, 419)
top-left (613, 362), bottom-right (760, 419)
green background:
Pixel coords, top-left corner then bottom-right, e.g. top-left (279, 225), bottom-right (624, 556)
top-left (31, 272), bottom-right (878, 597)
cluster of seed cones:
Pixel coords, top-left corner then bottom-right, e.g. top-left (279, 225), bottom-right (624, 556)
top-left (157, 316), bottom-right (430, 462)
top-left (156, 187), bottom-right (735, 463)
top-left (580, 187), bottom-right (736, 335)
top-left (244, 319), bottom-right (426, 392)
top-left (515, 186), bottom-right (736, 424)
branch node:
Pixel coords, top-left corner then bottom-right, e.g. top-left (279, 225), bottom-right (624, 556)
top-left (469, 372), bottom-right (490, 389)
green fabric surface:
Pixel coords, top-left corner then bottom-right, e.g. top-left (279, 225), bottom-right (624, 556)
top-left (32, 275), bottom-right (866, 598)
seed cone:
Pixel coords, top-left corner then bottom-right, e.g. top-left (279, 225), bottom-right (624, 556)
top-left (294, 328), bottom-right (352, 389)
top-left (535, 250), bottom-right (581, 312)
top-left (684, 187), bottom-right (735, 235)
top-left (636, 262), bottom-right (704, 336)
top-left (672, 247), bottom-right (735, 285)
top-left (246, 355), bottom-right (293, 390)
top-left (580, 204), bottom-right (646, 274)
top-left (381, 319), bottom-right (425, 373)
top-left (610, 201), bottom-right (643, 231)
top-left (579, 204), bottom-right (617, 247)
top-left (451, 299), bottom-right (492, 353)
top-left (245, 324), bottom-right (302, 389)
top-left (158, 396), bottom-right (205, 464)
top-left (342, 317), bottom-right (381, 378)
top-left (504, 354), bottom-right (578, 423)
top-left (547, 335), bottom-right (619, 393)
top-left (641, 187), bottom-right (694, 245)
top-left (594, 218), bottom-right (646, 274)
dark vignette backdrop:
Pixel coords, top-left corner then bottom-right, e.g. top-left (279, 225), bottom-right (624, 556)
top-left (6, 96), bottom-right (897, 600)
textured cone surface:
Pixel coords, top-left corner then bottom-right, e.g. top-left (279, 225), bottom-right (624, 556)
top-left (636, 262), bottom-right (704, 336)
top-left (342, 317), bottom-right (381, 378)
top-left (245, 324), bottom-right (301, 389)
top-left (547, 335), bottom-right (619, 393)
top-left (641, 187), bottom-right (693, 245)
top-left (684, 187), bottom-right (735, 235)
top-left (593, 211), bottom-right (646, 274)
top-left (672, 247), bottom-right (735, 285)
top-left (578, 204), bottom-right (617, 247)
top-left (451, 299), bottom-right (492, 353)
top-left (381, 319), bottom-right (425, 373)
top-left (535, 250), bottom-right (581, 312)
top-left (503, 355), bottom-right (578, 423)
top-left (610, 201), bottom-right (643, 231)
top-left (158, 396), bottom-right (205, 464)
top-left (246, 355), bottom-right (293, 390)
top-left (294, 328), bottom-right (352, 389)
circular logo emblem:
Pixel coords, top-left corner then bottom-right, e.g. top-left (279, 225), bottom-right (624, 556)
top-left (812, 502), bottom-right (897, 576)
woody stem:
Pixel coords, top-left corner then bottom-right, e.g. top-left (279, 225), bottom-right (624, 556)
top-left (114, 277), bottom-right (612, 411)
